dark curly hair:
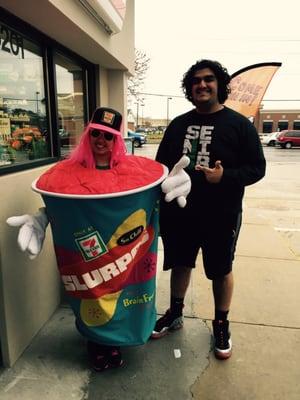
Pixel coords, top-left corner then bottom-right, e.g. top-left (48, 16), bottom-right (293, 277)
top-left (181, 59), bottom-right (231, 104)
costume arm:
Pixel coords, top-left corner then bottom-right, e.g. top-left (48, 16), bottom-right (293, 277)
top-left (161, 155), bottom-right (191, 208)
top-left (6, 207), bottom-right (49, 259)
top-left (156, 120), bottom-right (191, 207)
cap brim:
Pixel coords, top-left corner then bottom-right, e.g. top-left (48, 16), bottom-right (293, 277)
top-left (88, 122), bottom-right (121, 136)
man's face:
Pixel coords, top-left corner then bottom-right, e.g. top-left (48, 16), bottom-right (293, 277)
top-left (191, 68), bottom-right (219, 109)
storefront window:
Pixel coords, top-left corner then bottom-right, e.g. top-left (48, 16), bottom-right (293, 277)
top-left (55, 53), bottom-right (85, 156)
top-left (278, 121), bottom-right (288, 131)
top-left (293, 121), bottom-right (300, 130)
top-left (0, 23), bottom-right (50, 167)
top-left (263, 121), bottom-right (273, 133)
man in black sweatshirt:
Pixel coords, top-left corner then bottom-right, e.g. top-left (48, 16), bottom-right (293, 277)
top-left (151, 59), bottom-right (266, 360)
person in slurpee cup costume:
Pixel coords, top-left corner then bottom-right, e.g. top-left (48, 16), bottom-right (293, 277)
top-left (7, 107), bottom-right (191, 372)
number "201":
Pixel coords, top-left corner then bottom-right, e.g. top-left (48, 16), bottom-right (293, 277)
top-left (0, 25), bottom-right (24, 59)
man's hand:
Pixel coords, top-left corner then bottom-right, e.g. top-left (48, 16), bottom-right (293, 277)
top-left (195, 160), bottom-right (223, 183)
top-left (6, 207), bottom-right (49, 259)
top-left (161, 155), bottom-right (191, 207)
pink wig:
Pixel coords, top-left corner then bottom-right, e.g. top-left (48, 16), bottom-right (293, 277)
top-left (66, 122), bottom-right (127, 169)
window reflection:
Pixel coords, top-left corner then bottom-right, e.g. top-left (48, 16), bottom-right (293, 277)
top-left (0, 25), bottom-right (49, 166)
top-left (55, 53), bottom-right (85, 156)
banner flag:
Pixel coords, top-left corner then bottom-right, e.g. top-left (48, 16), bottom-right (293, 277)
top-left (225, 62), bottom-right (282, 119)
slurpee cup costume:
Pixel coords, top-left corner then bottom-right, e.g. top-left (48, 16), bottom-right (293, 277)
top-left (33, 108), bottom-right (168, 346)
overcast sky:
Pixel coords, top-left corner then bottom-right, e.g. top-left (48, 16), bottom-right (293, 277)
top-left (134, 0), bottom-right (300, 120)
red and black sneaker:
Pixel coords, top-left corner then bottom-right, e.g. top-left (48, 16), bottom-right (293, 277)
top-left (151, 309), bottom-right (184, 339)
top-left (212, 320), bottom-right (232, 360)
top-left (87, 341), bottom-right (123, 372)
top-left (107, 346), bottom-right (124, 368)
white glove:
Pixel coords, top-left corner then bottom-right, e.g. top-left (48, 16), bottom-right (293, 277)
top-left (6, 207), bottom-right (49, 259)
top-left (161, 155), bottom-right (191, 208)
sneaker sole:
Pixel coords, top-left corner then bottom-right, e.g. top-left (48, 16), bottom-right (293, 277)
top-left (214, 349), bottom-right (232, 360)
top-left (92, 359), bottom-right (124, 372)
top-left (214, 338), bottom-right (232, 360)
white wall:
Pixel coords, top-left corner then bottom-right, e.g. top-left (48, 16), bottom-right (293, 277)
top-left (0, 166), bottom-right (61, 366)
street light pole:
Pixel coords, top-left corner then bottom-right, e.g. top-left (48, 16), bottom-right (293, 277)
top-left (166, 97), bottom-right (172, 127)
top-left (36, 91), bottom-right (40, 114)
top-left (141, 104), bottom-right (144, 126)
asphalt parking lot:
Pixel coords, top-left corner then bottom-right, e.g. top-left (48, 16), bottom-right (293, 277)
top-left (135, 143), bottom-right (300, 259)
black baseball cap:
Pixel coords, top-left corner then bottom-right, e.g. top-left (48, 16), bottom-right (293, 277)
top-left (89, 107), bottom-right (122, 135)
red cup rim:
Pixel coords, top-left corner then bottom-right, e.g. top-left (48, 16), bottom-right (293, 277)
top-left (31, 165), bottom-right (169, 199)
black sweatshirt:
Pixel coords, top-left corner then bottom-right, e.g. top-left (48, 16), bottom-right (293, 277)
top-left (156, 106), bottom-right (266, 216)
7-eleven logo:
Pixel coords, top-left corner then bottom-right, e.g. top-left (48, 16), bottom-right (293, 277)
top-left (75, 231), bottom-right (108, 261)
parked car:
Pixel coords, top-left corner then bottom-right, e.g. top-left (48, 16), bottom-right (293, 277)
top-left (276, 130), bottom-right (300, 149)
top-left (135, 128), bottom-right (148, 134)
top-left (59, 128), bottom-right (70, 146)
top-left (127, 129), bottom-right (147, 148)
top-left (260, 131), bottom-right (280, 146)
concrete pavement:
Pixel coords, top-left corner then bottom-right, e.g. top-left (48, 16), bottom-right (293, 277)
top-left (1, 204), bottom-right (300, 399)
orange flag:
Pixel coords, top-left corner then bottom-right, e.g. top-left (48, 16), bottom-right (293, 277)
top-left (225, 62), bottom-right (282, 120)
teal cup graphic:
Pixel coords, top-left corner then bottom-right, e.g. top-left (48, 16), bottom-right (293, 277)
top-left (32, 167), bottom-right (167, 346)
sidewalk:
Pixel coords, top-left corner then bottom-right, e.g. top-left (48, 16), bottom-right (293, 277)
top-left (1, 207), bottom-right (300, 400)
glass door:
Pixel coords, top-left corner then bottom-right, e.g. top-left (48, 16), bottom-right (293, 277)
top-left (54, 52), bottom-right (87, 157)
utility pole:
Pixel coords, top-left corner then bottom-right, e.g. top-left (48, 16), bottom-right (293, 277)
top-left (135, 101), bottom-right (139, 128)
top-left (166, 97), bottom-right (172, 126)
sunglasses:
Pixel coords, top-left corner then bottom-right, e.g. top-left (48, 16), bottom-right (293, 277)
top-left (90, 130), bottom-right (114, 141)
top-left (191, 75), bottom-right (216, 85)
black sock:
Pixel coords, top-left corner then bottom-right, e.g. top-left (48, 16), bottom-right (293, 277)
top-left (215, 309), bottom-right (229, 322)
top-left (170, 296), bottom-right (184, 316)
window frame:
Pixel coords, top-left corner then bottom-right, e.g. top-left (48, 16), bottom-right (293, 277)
top-left (262, 120), bottom-right (273, 133)
top-left (0, 7), bottom-right (96, 175)
top-left (277, 120), bottom-right (289, 131)
top-left (293, 121), bottom-right (300, 130)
